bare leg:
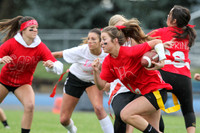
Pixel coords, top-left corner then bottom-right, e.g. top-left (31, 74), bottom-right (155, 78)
top-left (59, 93), bottom-right (78, 133)
top-left (126, 124), bottom-right (134, 133)
top-left (14, 84), bottom-right (35, 129)
top-left (120, 96), bottom-right (161, 132)
top-left (60, 93), bottom-right (79, 126)
top-left (87, 85), bottom-right (114, 133)
top-left (86, 85), bottom-right (107, 120)
top-left (0, 108), bottom-right (7, 121)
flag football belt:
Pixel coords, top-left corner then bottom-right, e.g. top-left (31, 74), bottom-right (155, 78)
top-left (50, 69), bottom-right (69, 98)
top-left (153, 90), bottom-right (180, 113)
top-left (107, 82), bottom-right (122, 119)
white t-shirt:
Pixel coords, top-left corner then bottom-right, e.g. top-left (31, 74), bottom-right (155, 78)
top-left (63, 44), bottom-right (107, 83)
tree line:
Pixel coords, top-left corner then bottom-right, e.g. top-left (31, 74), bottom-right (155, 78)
top-left (0, 0), bottom-right (199, 29)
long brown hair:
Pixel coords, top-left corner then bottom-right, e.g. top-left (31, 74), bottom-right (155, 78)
top-left (171, 5), bottom-right (196, 47)
top-left (0, 16), bottom-right (36, 42)
top-left (102, 19), bottom-right (153, 45)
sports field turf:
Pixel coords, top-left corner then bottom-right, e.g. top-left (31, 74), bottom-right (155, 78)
top-left (0, 110), bottom-right (199, 133)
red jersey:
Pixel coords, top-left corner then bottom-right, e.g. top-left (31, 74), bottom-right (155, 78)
top-left (100, 42), bottom-right (172, 95)
top-left (0, 37), bottom-right (56, 87)
top-left (150, 26), bottom-right (191, 78)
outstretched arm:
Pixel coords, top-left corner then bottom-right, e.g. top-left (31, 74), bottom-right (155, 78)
top-left (92, 58), bottom-right (107, 90)
top-left (52, 51), bottom-right (63, 58)
top-left (43, 60), bottom-right (63, 75)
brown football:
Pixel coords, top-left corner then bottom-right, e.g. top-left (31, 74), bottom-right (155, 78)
top-left (141, 50), bottom-right (159, 68)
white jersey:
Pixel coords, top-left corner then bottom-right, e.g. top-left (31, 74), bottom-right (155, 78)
top-left (63, 44), bottom-right (107, 83)
top-left (109, 79), bottom-right (130, 104)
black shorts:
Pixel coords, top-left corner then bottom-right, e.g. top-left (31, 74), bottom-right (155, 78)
top-left (64, 72), bottom-right (94, 98)
top-left (112, 92), bottom-right (140, 117)
top-left (0, 82), bottom-right (18, 93)
top-left (144, 89), bottom-right (167, 110)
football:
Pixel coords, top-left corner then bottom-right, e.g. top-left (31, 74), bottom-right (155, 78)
top-left (141, 50), bottom-right (159, 68)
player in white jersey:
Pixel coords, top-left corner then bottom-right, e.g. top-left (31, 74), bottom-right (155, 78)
top-left (52, 28), bottom-right (114, 133)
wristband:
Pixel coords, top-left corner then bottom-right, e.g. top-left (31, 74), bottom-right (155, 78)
top-left (154, 43), bottom-right (166, 61)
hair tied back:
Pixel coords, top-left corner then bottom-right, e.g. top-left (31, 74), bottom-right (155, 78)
top-left (115, 25), bottom-right (126, 30)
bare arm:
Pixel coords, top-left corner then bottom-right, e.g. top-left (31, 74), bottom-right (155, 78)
top-left (194, 73), bottom-right (200, 81)
top-left (147, 39), bottom-right (162, 49)
top-left (0, 56), bottom-right (13, 64)
top-left (92, 58), bottom-right (107, 90)
top-left (52, 51), bottom-right (63, 58)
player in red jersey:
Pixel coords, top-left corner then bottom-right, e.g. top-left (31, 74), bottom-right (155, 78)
top-left (0, 16), bottom-right (63, 133)
top-left (92, 20), bottom-right (172, 133)
top-left (149, 5), bottom-right (196, 133)
top-left (107, 14), bottom-right (165, 133)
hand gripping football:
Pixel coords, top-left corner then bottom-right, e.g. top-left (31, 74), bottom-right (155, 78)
top-left (141, 50), bottom-right (159, 68)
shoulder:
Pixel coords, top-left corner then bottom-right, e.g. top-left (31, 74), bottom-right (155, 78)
top-left (6, 38), bottom-right (17, 44)
top-left (1, 38), bottom-right (17, 47)
top-left (37, 42), bottom-right (48, 48)
top-left (149, 27), bottom-right (168, 37)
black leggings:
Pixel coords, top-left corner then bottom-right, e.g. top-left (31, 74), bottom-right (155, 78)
top-left (111, 92), bottom-right (138, 133)
top-left (159, 69), bottom-right (196, 128)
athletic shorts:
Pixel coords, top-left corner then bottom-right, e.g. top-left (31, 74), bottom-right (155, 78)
top-left (112, 89), bottom-right (167, 114)
top-left (111, 92), bottom-right (140, 117)
top-left (144, 89), bottom-right (167, 110)
top-left (63, 72), bottom-right (94, 98)
top-left (0, 82), bottom-right (18, 93)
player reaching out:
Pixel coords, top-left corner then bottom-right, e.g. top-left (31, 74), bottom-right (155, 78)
top-left (52, 28), bottom-right (114, 133)
top-left (0, 16), bottom-right (63, 133)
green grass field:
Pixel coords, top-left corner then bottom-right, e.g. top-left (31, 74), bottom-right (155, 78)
top-left (0, 110), bottom-right (199, 133)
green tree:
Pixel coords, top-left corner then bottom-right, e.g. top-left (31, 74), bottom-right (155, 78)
top-left (0, 0), bottom-right (28, 19)
top-left (23, 0), bottom-right (109, 29)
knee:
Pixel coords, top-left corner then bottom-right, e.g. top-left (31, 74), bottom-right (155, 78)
top-left (93, 104), bottom-right (105, 117)
top-left (24, 102), bottom-right (34, 113)
top-left (60, 114), bottom-right (70, 126)
top-left (120, 108), bottom-right (135, 123)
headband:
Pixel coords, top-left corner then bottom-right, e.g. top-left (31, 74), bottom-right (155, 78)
top-left (20, 20), bottom-right (38, 31)
top-left (115, 25), bottom-right (126, 30)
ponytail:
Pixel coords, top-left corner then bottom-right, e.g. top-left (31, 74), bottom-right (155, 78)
top-left (0, 16), bottom-right (23, 42)
top-left (122, 19), bottom-right (153, 44)
top-left (0, 16), bottom-right (36, 42)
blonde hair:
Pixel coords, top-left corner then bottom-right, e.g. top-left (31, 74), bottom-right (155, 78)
top-left (109, 14), bottom-right (128, 26)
